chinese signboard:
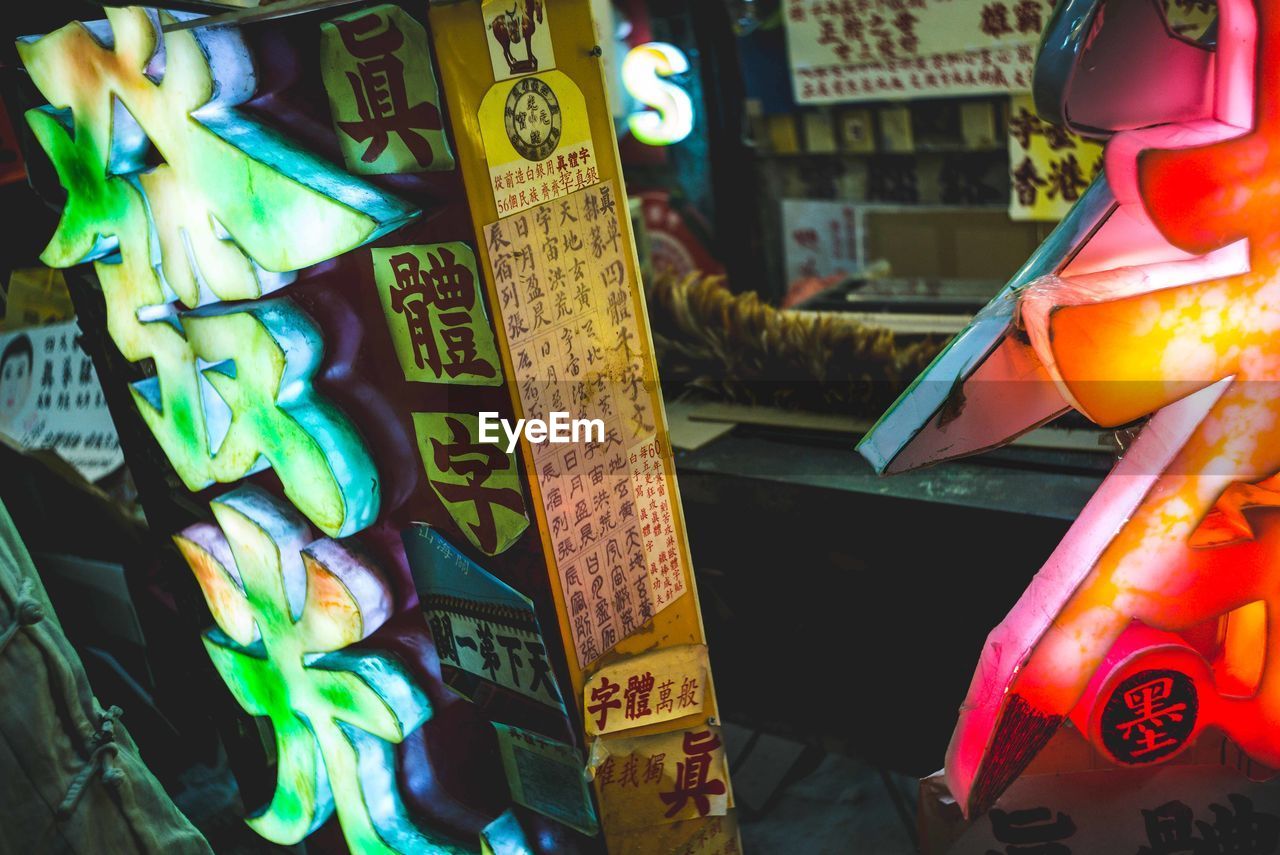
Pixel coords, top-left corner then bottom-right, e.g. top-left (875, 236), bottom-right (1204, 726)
top-left (371, 242), bottom-right (503, 384)
top-left (405, 524), bottom-right (566, 714)
top-left (783, 0), bottom-right (1051, 103)
top-left (860, 0), bottom-right (1280, 824)
top-left (17, 0), bottom-right (733, 850)
top-left (589, 726), bottom-right (732, 830)
top-left (1007, 95), bottom-right (1104, 221)
top-left (320, 4), bottom-right (456, 175)
top-left (584, 645), bottom-right (709, 737)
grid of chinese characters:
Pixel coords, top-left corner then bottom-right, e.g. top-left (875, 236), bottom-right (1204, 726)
top-left (483, 180), bottom-right (687, 667)
top-left (492, 143), bottom-right (600, 217)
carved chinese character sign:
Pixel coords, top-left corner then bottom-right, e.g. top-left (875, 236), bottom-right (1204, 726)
top-left (19, 6), bottom-right (413, 536)
top-left (15, 1), bottom-right (735, 851)
top-left (175, 487), bottom-right (465, 854)
top-left (863, 0), bottom-right (1280, 822)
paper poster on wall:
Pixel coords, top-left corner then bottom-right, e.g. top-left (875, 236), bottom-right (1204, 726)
top-left (320, 4), bottom-right (455, 175)
top-left (479, 71), bottom-right (599, 217)
top-left (483, 0), bottom-right (556, 81)
top-left (783, 0), bottom-right (1049, 103)
top-left (482, 180), bottom-right (689, 667)
top-left (493, 722), bottom-right (599, 836)
top-left (589, 726), bottom-right (732, 830)
top-left (403, 523), bottom-right (566, 713)
top-left (0, 320), bottom-right (123, 481)
top-left (371, 243), bottom-right (503, 384)
top-left (781, 199), bottom-right (860, 284)
top-left (413, 412), bottom-right (530, 556)
top-left (1007, 95), bottom-right (1104, 221)
top-left (584, 644), bottom-right (709, 736)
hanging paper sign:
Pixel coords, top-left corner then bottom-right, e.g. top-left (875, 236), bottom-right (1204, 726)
top-left (1007, 95), bottom-right (1104, 222)
top-left (589, 726), bottom-right (732, 830)
top-left (479, 71), bottom-right (599, 217)
top-left (403, 524), bottom-right (565, 712)
top-left (320, 4), bottom-right (456, 175)
top-left (371, 243), bottom-right (504, 385)
top-left (482, 180), bottom-right (688, 667)
top-left (0, 321), bottom-right (123, 481)
top-left (413, 412), bottom-right (530, 556)
top-left (780, 199), bottom-right (860, 284)
top-left (493, 722), bottom-right (599, 836)
top-left (784, 0), bottom-right (1049, 103)
top-left (584, 645), bottom-right (709, 736)
top-left (483, 0), bottom-right (557, 81)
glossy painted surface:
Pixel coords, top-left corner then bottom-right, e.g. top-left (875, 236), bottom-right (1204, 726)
top-left (19, 7), bottom-right (413, 535)
top-left (176, 486), bottom-right (468, 853)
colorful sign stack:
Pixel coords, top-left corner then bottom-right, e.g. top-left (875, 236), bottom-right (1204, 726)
top-left (14, 2), bottom-right (735, 852)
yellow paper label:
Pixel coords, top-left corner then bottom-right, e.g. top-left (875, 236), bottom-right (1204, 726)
top-left (479, 71), bottom-right (598, 217)
top-left (1007, 94), bottom-right (1104, 222)
top-left (584, 644), bottom-right (709, 736)
top-left (370, 243), bottom-right (503, 384)
top-left (589, 726), bottom-right (733, 829)
top-left (414, 411), bottom-right (530, 555)
top-left (320, 4), bottom-right (455, 174)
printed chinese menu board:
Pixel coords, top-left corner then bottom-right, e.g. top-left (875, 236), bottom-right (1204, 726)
top-left (10, 1), bottom-right (733, 853)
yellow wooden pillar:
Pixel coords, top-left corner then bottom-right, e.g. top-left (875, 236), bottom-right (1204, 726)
top-left (430, 1), bottom-right (740, 849)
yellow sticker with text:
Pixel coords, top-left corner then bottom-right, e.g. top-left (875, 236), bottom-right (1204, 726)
top-left (370, 243), bottom-right (503, 385)
top-left (414, 412), bottom-right (530, 555)
top-left (589, 726), bottom-right (733, 830)
top-left (585, 645), bottom-right (710, 737)
top-left (320, 4), bottom-right (455, 175)
top-left (479, 70), bottom-right (598, 218)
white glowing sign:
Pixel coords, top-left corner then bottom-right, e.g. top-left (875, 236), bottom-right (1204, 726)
top-left (622, 42), bottom-right (693, 146)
